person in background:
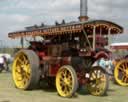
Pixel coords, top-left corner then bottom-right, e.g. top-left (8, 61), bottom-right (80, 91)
top-left (0, 56), bottom-right (5, 72)
top-left (3, 56), bottom-right (9, 72)
top-left (0, 56), bottom-right (9, 72)
top-left (98, 57), bottom-right (113, 75)
top-left (105, 59), bottom-right (113, 75)
top-left (98, 58), bottom-right (106, 69)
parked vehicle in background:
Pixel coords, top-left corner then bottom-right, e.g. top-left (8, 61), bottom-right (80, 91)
top-left (111, 43), bottom-right (128, 86)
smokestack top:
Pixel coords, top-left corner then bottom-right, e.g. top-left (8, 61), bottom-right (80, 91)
top-left (79, 0), bottom-right (89, 22)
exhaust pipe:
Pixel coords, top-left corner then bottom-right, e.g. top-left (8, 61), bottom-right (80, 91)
top-left (79, 0), bottom-right (89, 21)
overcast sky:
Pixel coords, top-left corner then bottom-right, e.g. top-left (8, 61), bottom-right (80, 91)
top-left (0, 0), bottom-right (128, 47)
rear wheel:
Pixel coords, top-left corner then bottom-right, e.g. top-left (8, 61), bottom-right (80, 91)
top-left (12, 50), bottom-right (40, 90)
top-left (87, 66), bottom-right (109, 96)
top-left (114, 60), bottom-right (128, 86)
top-left (56, 65), bottom-right (78, 97)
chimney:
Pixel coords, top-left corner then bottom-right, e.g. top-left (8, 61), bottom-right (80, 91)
top-left (79, 0), bottom-right (89, 21)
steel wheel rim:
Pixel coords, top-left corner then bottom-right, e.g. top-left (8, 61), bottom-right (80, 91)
top-left (88, 68), bottom-right (107, 96)
top-left (114, 60), bottom-right (128, 86)
top-left (56, 68), bottom-right (73, 97)
top-left (13, 52), bottom-right (31, 89)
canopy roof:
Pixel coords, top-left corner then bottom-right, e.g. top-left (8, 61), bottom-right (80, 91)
top-left (110, 43), bottom-right (128, 49)
top-left (8, 19), bottom-right (123, 39)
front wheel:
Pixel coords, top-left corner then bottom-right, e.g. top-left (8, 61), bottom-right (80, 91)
top-left (56, 65), bottom-right (78, 97)
top-left (87, 66), bottom-right (109, 96)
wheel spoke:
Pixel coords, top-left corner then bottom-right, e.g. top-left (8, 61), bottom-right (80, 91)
top-left (97, 70), bottom-right (101, 79)
top-left (23, 61), bottom-right (27, 66)
top-left (122, 75), bottom-right (128, 83)
top-left (91, 72), bottom-right (97, 79)
top-left (124, 77), bottom-right (128, 83)
top-left (15, 67), bottom-right (21, 73)
top-left (25, 72), bottom-right (30, 79)
top-left (22, 78), bottom-right (27, 85)
top-left (124, 62), bottom-right (127, 68)
top-left (23, 64), bottom-right (30, 73)
top-left (22, 55), bottom-right (27, 63)
top-left (17, 58), bottom-right (24, 65)
top-left (122, 75), bottom-right (125, 81)
top-left (94, 70), bottom-right (98, 78)
top-left (64, 70), bottom-right (68, 77)
top-left (24, 60), bottom-right (29, 65)
top-left (63, 86), bottom-right (68, 94)
top-left (67, 74), bottom-right (72, 80)
top-left (122, 64), bottom-right (126, 70)
top-left (118, 67), bottom-right (125, 73)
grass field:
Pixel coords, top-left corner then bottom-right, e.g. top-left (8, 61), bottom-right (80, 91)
top-left (0, 72), bottom-right (128, 102)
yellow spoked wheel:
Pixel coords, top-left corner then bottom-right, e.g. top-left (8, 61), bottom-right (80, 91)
top-left (114, 59), bottom-right (128, 86)
top-left (12, 50), bottom-right (40, 90)
top-left (87, 66), bottom-right (108, 96)
top-left (56, 65), bottom-right (78, 97)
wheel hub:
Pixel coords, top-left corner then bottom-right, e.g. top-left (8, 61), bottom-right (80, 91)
top-left (96, 79), bottom-right (100, 84)
top-left (64, 78), bottom-right (70, 85)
